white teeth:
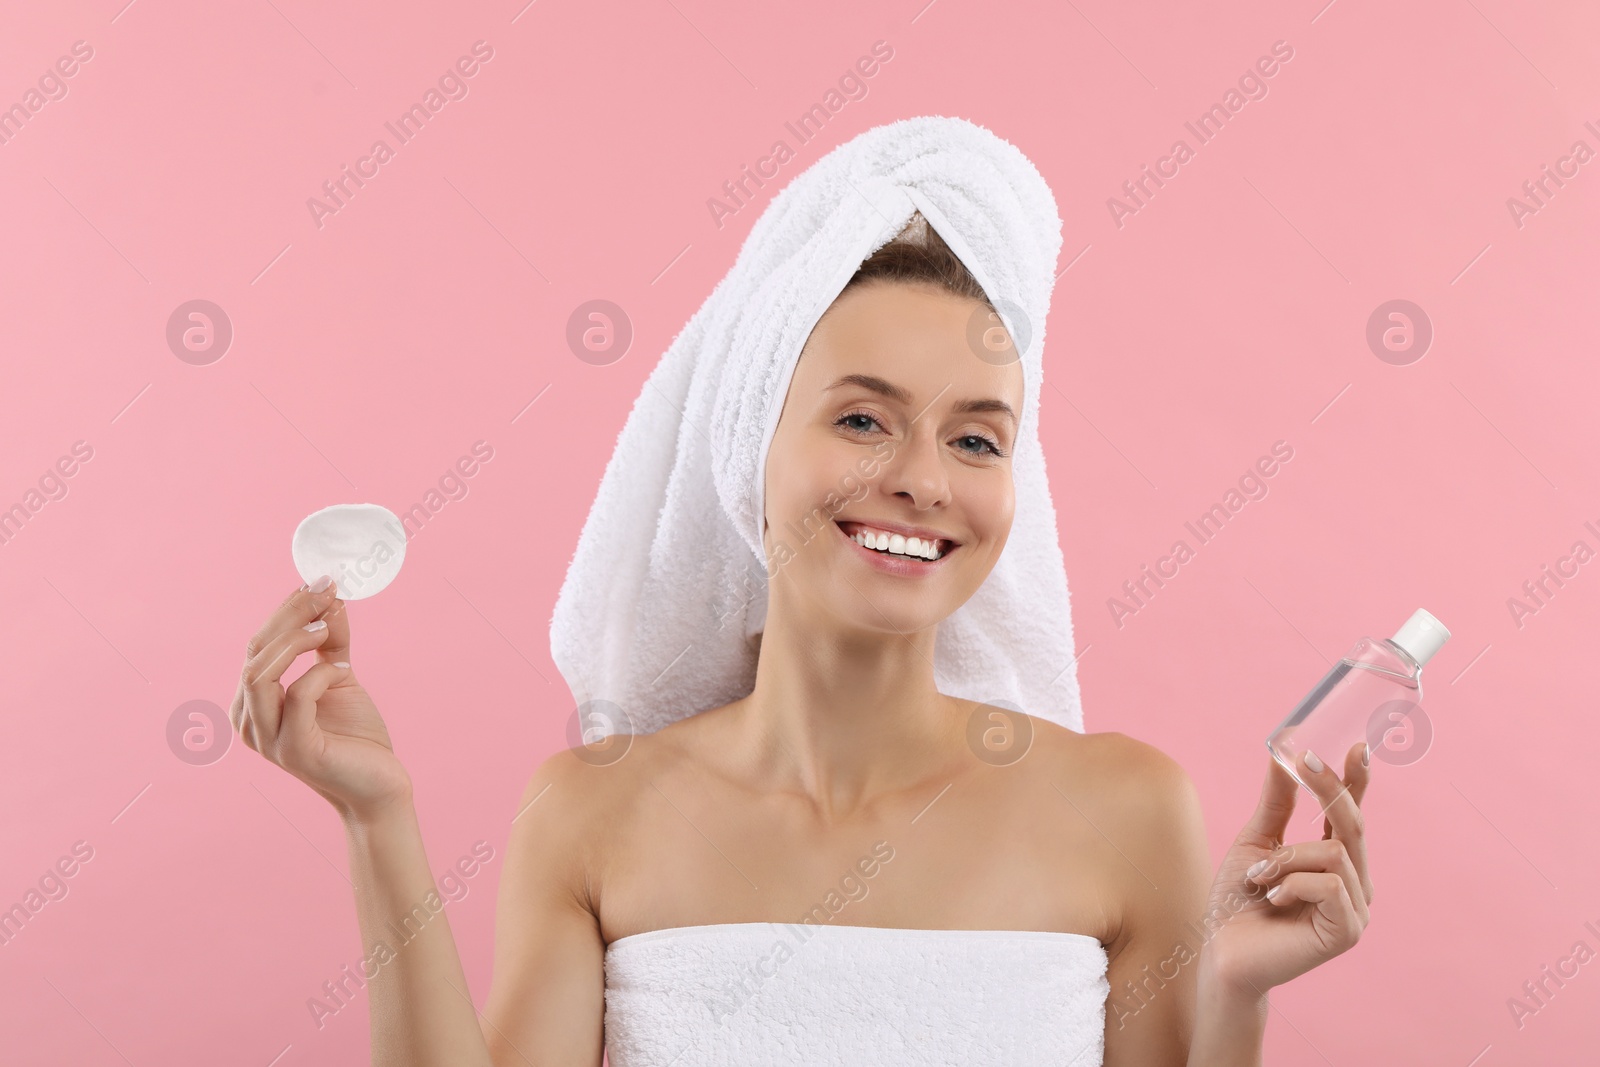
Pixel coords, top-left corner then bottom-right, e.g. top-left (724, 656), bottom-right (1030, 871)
top-left (849, 526), bottom-right (945, 561)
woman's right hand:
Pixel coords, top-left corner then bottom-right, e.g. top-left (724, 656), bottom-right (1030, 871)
top-left (230, 577), bottom-right (413, 822)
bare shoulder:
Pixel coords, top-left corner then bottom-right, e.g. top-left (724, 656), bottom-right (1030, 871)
top-left (1022, 720), bottom-right (1206, 876)
top-left (484, 735), bottom-right (691, 1063)
top-left (514, 714), bottom-right (719, 851)
top-left (494, 729), bottom-right (690, 950)
top-left (1024, 723), bottom-right (1203, 780)
top-left (1032, 723), bottom-right (1211, 948)
top-left (514, 728), bottom-right (687, 844)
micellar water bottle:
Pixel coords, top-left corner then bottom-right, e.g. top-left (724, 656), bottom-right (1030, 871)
top-left (1265, 608), bottom-right (1450, 790)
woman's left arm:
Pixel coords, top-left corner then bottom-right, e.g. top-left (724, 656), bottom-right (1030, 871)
top-left (1186, 743), bottom-right (1374, 1067)
top-left (1096, 738), bottom-right (1372, 1067)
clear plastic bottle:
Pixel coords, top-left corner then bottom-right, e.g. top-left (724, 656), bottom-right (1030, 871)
top-left (1265, 608), bottom-right (1450, 791)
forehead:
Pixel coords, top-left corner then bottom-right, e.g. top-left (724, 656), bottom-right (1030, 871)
top-left (792, 282), bottom-right (1024, 402)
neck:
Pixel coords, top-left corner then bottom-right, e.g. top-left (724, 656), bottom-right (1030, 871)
top-left (731, 595), bottom-right (963, 822)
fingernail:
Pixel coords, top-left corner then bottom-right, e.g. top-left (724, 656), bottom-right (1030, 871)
top-left (309, 574), bottom-right (333, 593)
top-left (1361, 743), bottom-right (1370, 767)
top-left (303, 619), bottom-right (327, 632)
top-left (332, 660), bottom-right (350, 669)
top-left (1304, 750), bottom-right (1324, 773)
top-left (1246, 859), bottom-right (1268, 879)
top-left (1266, 884), bottom-right (1283, 900)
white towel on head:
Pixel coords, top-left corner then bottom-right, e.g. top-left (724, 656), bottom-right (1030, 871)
top-left (549, 114), bottom-right (1084, 739)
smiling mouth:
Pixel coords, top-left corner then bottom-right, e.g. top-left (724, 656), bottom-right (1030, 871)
top-left (834, 520), bottom-right (957, 562)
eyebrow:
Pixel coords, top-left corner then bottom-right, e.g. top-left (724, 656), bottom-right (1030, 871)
top-left (825, 373), bottom-right (1017, 425)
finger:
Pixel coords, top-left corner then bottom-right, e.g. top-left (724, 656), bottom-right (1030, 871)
top-left (1246, 839), bottom-right (1369, 926)
top-left (242, 619), bottom-right (332, 743)
top-left (1336, 740), bottom-right (1373, 903)
top-left (230, 691), bottom-right (263, 754)
top-left (1298, 748), bottom-right (1371, 901)
top-left (1322, 742), bottom-right (1370, 840)
top-left (279, 660), bottom-right (352, 760)
top-left (238, 706), bottom-right (260, 752)
top-left (1240, 755), bottom-right (1300, 848)
top-left (234, 580), bottom-right (339, 736)
top-left (1343, 740), bottom-right (1371, 809)
top-left (316, 587), bottom-right (352, 666)
top-left (1263, 871), bottom-right (1363, 956)
top-left (1298, 748), bottom-right (1356, 830)
top-left (245, 577), bottom-right (342, 663)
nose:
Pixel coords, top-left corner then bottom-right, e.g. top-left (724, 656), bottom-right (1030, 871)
top-left (879, 421), bottom-right (950, 510)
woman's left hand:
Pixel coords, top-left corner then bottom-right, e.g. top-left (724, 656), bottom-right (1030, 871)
top-left (1200, 743), bottom-right (1374, 995)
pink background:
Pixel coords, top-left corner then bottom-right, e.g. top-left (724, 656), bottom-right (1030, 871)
top-left (3, 1), bottom-right (1597, 1063)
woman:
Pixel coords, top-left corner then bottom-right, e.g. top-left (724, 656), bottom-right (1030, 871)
top-left (231, 118), bottom-right (1372, 1065)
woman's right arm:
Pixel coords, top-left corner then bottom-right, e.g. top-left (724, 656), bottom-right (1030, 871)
top-left (232, 579), bottom-right (605, 1065)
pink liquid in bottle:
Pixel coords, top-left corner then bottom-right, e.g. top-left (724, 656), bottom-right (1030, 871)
top-left (1266, 608), bottom-right (1450, 791)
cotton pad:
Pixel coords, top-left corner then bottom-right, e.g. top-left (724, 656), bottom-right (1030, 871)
top-left (291, 503), bottom-right (407, 601)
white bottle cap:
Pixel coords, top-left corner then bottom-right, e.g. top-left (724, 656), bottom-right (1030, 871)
top-left (1390, 608), bottom-right (1450, 665)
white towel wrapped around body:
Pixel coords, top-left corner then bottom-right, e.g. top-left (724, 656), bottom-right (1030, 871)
top-left (550, 115), bottom-right (1084, 738)
top-left (603, 922), bottom-right (1110, 1065)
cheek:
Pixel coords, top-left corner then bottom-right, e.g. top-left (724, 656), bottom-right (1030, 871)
top-left (969, 476), bottom-right (1016, 549)
top-left (763, 436), bottom-right (824, 533)
top-left (763, 451), bottom-right (797, 527)
top-left (770, 439), bottom-right (850, 516)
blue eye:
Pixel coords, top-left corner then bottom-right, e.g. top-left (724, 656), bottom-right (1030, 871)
top-left (836, 410), bottom-right (883, 434)
top-left (957, 434), bottom-right (1007, 457)
top-left (835, 409), bottom-right (1009, 458)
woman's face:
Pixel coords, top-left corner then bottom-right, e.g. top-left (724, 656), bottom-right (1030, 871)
top-left (762, 279), bottom-right (1025, 637)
